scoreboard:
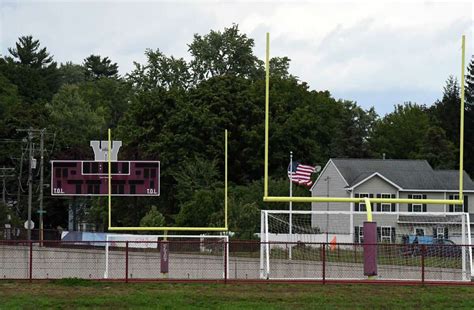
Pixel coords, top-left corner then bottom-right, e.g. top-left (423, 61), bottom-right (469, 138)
top-left (51, 160), bottom-right (160, 196)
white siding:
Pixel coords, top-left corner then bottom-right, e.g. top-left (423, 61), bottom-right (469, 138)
top-left (311, 160), bottom-right (349, 212)
top-left (399, 192), bottom-right (444, 212)
top-left (354, 175), bottom-right (398, 195)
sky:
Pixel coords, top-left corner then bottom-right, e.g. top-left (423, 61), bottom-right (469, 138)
top-left (0, 0), bottom-right (473, 115)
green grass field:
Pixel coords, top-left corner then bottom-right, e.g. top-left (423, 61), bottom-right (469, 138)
top-left (1, 280), bottom-right (474, 309)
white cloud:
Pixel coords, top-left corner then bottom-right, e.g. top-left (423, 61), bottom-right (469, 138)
top-left (1, 0), bottom-right (472, 113)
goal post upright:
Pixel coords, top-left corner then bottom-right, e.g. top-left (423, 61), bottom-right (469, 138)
top-left (264, 32), bottom-right (270, 198)
top-left (459, 35), bottom-right (465, 200)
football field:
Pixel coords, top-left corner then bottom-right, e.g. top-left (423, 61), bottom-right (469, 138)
top-left (1, 280), bottom-right (474, 309)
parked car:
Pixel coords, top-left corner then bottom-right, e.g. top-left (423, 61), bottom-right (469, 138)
top-left (400, 237), bottom-right (462, 258)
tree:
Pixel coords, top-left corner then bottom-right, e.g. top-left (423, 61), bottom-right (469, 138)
top-left (83, 55), bottom-right (119, 80)
top-left (463, 56), bottom-right (474, 176)
top-left (188, 24), bottom-right (261, 81)
top-left (78, 78), bottom-right (131, 128)
top-left (128, 49), bottom-right (190, 92)
top-left (0, 73), bottom-right (19, 133)
top-left (140, 205), bottom-right (165, 227)
top-left (172, 156), bottom-right (220, 204)
top-left (329, 102), bottom-right (377, 158)
top-left (417, 126), bottom-right (456, 169)
top-left (466, 56), bottom-right (474, 106)
top-left (46, 84), bottom-right (106, 158)
top-left (429, 76), bottom-right (461, 142)
top-left (1, 36), bottom-right (59, 103)
top-left (370, 103), bottom-right (432, 159)
top-left (58, 62), bottom-right (85, 86)
top-left (6, 35), bottom-right (54, 68)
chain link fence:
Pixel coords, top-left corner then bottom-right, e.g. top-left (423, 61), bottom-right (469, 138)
top-left (0, 240), bottom-right (471, 284)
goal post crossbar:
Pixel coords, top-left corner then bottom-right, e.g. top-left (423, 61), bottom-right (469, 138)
top-left (263, 196), bottom-right (464, 205)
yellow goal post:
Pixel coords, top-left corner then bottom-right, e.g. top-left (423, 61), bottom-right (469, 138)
top-left (262, 33), bottom-right (466, 219)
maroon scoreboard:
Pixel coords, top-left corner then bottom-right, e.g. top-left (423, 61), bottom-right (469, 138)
top-left (51, 160), bottom-right (160, 196)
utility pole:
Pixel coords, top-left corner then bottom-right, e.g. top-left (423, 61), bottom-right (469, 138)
top-left (27, 130), bottom-right (33, 241)
top-left (17, 128), bottom-right (47, 241)
top-left (39, 129), bottom-right (45, 244)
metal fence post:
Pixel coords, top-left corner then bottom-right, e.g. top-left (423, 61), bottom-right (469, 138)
top-left (421, 245), bottom-right (425, 285)
top-left (322, 243), bottom-right (326, 284)
top-left (125, 241), bottom-right (129, 283)
top-left (354, 244), bottom-right (357, 263)
top-left (29, 241), bottom-right (33, 282)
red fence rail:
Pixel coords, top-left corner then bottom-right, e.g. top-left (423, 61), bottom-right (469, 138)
top-left (0, 240), bottom-right (472, 285)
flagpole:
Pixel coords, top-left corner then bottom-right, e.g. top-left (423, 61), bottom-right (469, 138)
top-left (289, 151), bottom-right (293, 260)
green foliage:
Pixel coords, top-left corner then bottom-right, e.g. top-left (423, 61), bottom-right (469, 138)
top-left (83, 55), bottom-right (119, 80)
top-left (463, 57), bottom-right (474, 176)
top-left (58, 62), bottom-right (86, 86)
top-left (128, 49), bottom-right (190, 91)
top-left (0, 73), bottom-right (20, 133)
top-left (78, 78), bottom-right (131, 128)
top-left (417, 126), bottom-right (456, 169)
top-left (172, 156), bottom-right (220, 204)
top-left (140, 205), bottom-right (165, 227)
top-left (189, 24), bottom-right (261, 81)
top-left (46, 84), bottom-right (106, 156)
top-left (466, 56), bottom-right (474, 106)
top-left (430, 76), bottom-right (461, 142)
top-left (329, 102), bottom-right (377, 158)
top-left (370, 103), bottom-right (432, 159)
top-left (1, 35), bottom-right (59, 104)
top-left (6, 35), bottom-right (54, 68)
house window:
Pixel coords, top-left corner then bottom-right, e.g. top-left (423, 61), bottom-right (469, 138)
top-left (355, 226), bottom-right (364, 243)
top-left (375, 193), bottom-right (396, 212)
top-left (448, 195), bottom-right (468, 213)
top-left (380, 193), bottom-right (392, 212)
top-left (355, 193), bottom-right (370, 212)
top-left (436, 227), bottom-right (445, 239)
top-left (415, 227), bottom-right (425, 236)
top-left (378, 226), bottom-right (395, 243)
top-left (409, 194), bottom-right (426, 212)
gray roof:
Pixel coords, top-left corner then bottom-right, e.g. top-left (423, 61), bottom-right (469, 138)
top-left (330, 158), bottom-right (474, 190)
top-left (398, 215), bottom-right (463, 224)
top-left (433, 170), bottom-right (474, 190)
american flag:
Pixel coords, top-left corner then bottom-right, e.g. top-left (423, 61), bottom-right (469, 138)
top-left (288, 161), bottom-right (317, 187)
